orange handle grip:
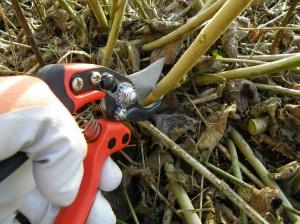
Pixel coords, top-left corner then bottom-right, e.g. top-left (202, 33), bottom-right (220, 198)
top-left (55, 120), bottom-right (130, 224)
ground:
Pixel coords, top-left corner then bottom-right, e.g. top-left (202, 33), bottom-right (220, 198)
top-left (1, 0), bottom-right (300, 223)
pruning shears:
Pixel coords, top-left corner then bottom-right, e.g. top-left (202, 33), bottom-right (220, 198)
top-left (0, 58), bottom-right (165, 223)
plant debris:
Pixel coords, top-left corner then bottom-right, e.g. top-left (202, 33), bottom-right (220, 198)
top-left (1, 0), bottom-right (300, 223)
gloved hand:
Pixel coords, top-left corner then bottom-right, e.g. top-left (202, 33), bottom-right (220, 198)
top-left (0, 76), bottom-right (122, 224)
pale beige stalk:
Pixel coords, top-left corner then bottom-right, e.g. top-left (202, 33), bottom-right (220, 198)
top-left (87, 0), bottom-right (108, 33)
top-left (102, 0), bottom-right (128, 67)
top-left (194, 53), bottom-right (300, 85)
top-left (165, 161), bottom-right (201, 224)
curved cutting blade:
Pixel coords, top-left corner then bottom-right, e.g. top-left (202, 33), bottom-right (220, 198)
top-left (127, 58), bottom-right (165, 103)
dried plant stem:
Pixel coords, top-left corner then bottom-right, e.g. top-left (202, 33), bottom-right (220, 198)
top-left (229, 126), bottom-right (300, 224)
top-left (0, 52), bottom-right (11, 64)
top-left (255, 83), bottom-right (300, 98)
top-left (58, 0), bottom-right (86, 30)
top-left (239, 27), bottom-right (300, 31)
top-left (216, 144), bottom-right (265, 189)
top-left (237, 53), bottom-right (298, 62)
top-left (252, 134), bottom-right (300, 162)
top-left (228, 139), bottom-right (249, 224)
top-left (149, 184), bottom-right (182, 218)
top-left (238, 53), bottom-right (298, 62)
top-left (191, 93), bottom-right (218, 105)
top-left (11, 0), bottom-right (45, 67)
top-left (27, 51), bottom-right (55, 74)
top-left (164, 161), bottom-right (201, 224)
top-left (142, 0), bottom-right (253, 105)
top-left (133, 0), bottom-right (149, 19)
top-left (194, 53), bottom-right (300, 85)
top-left (87, 0), bottom-right (108, 33)
top-left (193, 0), bottom-right (204, 11)
top-left (102, 0), bottom-right (128, 67)
top-left (215, 57), bottom-right (266, 65)
top-left (204, 160), bottom-right (253, 189)
top-left (138, 121), bottom-right (268, 223)
top-left (270, 0), bottom-right (299, 54)
top-left (0, 5), bottom-right (18, 69)
top-left (141, 0), bottom-right (226, 52)
top-left (32, 0), bottom-right (46, 30)
top-left (122, 185), bottom-right (140, 224)
top-left (200, 0), bottom-right (215, 11)
top-left (0, 38), bottom-right (54, 52)
top-left (57, 50), bottom-right (92, 63)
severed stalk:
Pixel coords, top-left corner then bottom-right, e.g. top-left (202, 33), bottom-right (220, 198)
top-left (138, 121), bottom-right (268, 223)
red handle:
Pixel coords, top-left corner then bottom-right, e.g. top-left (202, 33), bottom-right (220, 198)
top-left (55, 120), bottom-right (131, 224)
top-left (37, 63), bottom-right (106, 113)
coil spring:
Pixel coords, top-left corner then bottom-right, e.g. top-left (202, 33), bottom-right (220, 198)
top-left (73, 105), bottom-right (101, 142)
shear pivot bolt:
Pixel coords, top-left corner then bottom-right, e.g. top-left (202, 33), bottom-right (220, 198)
top-left (90, 71), bottom-right (102, 85)
top-left (114, 107), bottom-right (128, 121)
top-left (71, 77), bottom-right (84, 91)
top-left (100, 73), bottom-right (116, 90)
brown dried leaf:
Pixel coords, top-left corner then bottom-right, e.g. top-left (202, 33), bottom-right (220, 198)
top-left (117, 41), bottom-right (140, 72)
top-left (277, 107), bottom-right (300, 152)
top-left (153, 113), bottom-right (197, 142)
top-left (236, 16), bottom-right (251, 40)
top-left (204, 189), bottom-right (216, 223)
top-left (147, 149), bottom-right (174, 173)
top-left (223, 79), bottom-right (260, 115)
top-left (122, 165), bottom-right (154, 187)
top-left (150, 38), bottom-right (183, 65)
top-left (194, 56), bottom-right (228, 74)
top-left (250, 187), bottom-right (278, 216)
top-left (140, 0), bottom-right (158, 19)
top-left (147, 20), bottom-right (182, 33)
top-left (198, 104), bottom-right (236, 158)
top-left (45, 9), bottom-right (69, 33)
top-left (165, 1), bottom-right (187, 19)
top-left (271, 161), bottom-right (300, 195)
top-left (280, 30), bottom-right (294, 50)
top-left (285, 104), bottom-right (300, 118)
top-left (216, 204), bottom-right (240, 224)
top-left (272, 161), bottom-right (299, 180)
top-left (221, 21), bottom-right (237, 58)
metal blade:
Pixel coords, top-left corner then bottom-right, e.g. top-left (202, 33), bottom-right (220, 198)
top-left (127, 58), bottom-right (165, 103)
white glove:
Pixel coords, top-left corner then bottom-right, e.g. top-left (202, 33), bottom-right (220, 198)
top-left (18, 156), bottom-right (122, 224)
top-left (0, 76), bottom-right (122, 224)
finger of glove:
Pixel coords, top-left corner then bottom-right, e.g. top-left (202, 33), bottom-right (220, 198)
top-left (99, 156), bottom-right (122, 192)
top-left (0, 214), bottom-right (17, 224)
top-left (0, 161), bottom-right (34, 223)
top-left (18, 188), bottom-right (60, 224)
top-left (86, 191), bottom-right (116, 224)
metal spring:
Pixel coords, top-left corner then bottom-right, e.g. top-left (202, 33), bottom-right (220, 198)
top-left (73, 105), bottom-right (101, 142)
